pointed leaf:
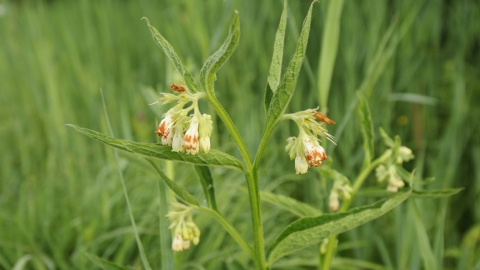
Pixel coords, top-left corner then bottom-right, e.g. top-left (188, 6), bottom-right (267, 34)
top-left (412, 188), bottom-right (463, 198)
top-left (265, 1), bottom-right (315, 131)
top-left (267, 190), bottom-right (411, 264)
top-left (357, 91), bottom-right (374, 165)
top-left (67, 125), bottom-right (244, 171)
top-left (268, 0), bottom-right (288, 93)
top-left (142, 17), bottom-right (199, 92)
top-left (200, 12), bottom-right (240, 95)
top-left (146, 159), bottom-right (199, 206)
top-left (195, 166), bottom-right (217, 210)
top-left (85, 253), bottom-right (131, 270)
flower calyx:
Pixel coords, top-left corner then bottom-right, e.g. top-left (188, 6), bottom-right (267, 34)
top-left (166, 203), bottom-right (201, 252)
top-left (284, 108), bottom-right (335, 174)
top-left (153, 84), bottom-right (212, 155)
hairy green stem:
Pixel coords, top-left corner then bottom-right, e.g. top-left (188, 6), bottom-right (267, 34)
top-left (321, 152), bottom-right (391, 269)
top-left (197, 207), bottom-right (255, 259)
top-left (206, 95), bottom-right (266, 269)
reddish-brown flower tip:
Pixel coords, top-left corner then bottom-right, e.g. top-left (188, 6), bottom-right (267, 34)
top-left (314, 112), bottom-right (336, 124)
top-left (170, 84), bottom-right (186, 93)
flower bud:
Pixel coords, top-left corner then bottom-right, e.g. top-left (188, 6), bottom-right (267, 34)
top-left (172, 234), bottom-right (184, 251)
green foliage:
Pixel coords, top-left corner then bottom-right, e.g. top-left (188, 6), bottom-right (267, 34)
top-left (264, 0), bottom-right (288, 111)
top-left (194, 166), bottom-right (217, 210)
top-left (200, 12), bottom-right (240, 96)
top-left (67, 125), bottom-right (244, 171)
top-left (357, 91), bottom-right (375, 166)
top-left (1, 0), bottom-right (477, 269)
top-left (142, 17), bottom-right (199, 92)
top-left (85, 253), bottom-right (131, 270)
top-left (267, 191), bottom-right (411, 264)
top-left (265, 1), bottom-right (315, 131)
top-left (146, 159), bottom-right (199, 206)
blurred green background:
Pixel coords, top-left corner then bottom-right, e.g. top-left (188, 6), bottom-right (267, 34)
top-left (1, 0), bottom-right (479, 269)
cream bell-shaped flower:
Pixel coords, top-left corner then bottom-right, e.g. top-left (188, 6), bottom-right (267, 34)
top-left (156, 112), bottom-right (174, 145)
top-left (172, 124), bottom-right (186, 152)
top-left (199, 114), bottom-right (213, 153)
top-left (172, 234), bottom-right (184, 251)
top-left (295, 155), bottom-right (309, 174)
top-left (183, 117), bottom-right (199, 155)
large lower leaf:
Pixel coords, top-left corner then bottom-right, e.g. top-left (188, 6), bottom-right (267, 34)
top-left (67, 125), bottom-right (244, 171)
top-left (265, 0), bottom-right (316, 131)
top-left (142, 17), bottom-right (199, 93)
top-left (146, 159), bottom-right (199, 206)
top-left (200, 11), bottom-right (240, 95)
top-left (267, 190), bottom-right (411, 264)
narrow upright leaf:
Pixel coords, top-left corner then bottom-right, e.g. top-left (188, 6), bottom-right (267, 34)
top-left (379, 127), bottom-right (395, 147)
top-left (357, 91), bottom-right (374, 165)
top-left (267, 190), bottom-right (411, 264)
top-left (267, 0), bottom-right (288, 91)
top-left (67, 125), bottom-right (245, 171)
top-left (265, 1), bottom-right (316, 131)
top-left (195, 166), bottom-right (217, 210)
top-left (146, 159), bottom-right (199, 206)
top-left (200, 12), bottom-right (240, 95)
top-left (142, 17), bottom-right (199, 92)
top-left (264, 0), bottom-right (288, 111)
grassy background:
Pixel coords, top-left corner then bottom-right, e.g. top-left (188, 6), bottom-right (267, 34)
top-left (1, 0), bottom-right (479, 269)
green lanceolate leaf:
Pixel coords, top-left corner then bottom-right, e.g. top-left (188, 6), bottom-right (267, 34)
top-left (412, 188), bottom-right (463, 198)
top-left (265, 0), bottom-right (315, 132)
top-left (267, 0), bottom-right (287, 91)
top-left (194, 166), bottom-right (217, 210)
top-left (265, 0), bottom-right (288, 100)
top-left (259, 190), bottom-right (321, 217)
top-left (200, 11), bottom-right (240, 95)
top-left (267, 190), bottom-right (411, 264)
top-left (142, 17), bottom-right (199, 93)
top-left (85, 253), bottom-right (131, 270)
top-left (67, 125), bottom-right (244, 171)
top-left (357, 91), bottom-right (374, 166)
top-left (146, 159), bottom-right (199, 206)
top-left (358, 188), bottom-right (462, 198)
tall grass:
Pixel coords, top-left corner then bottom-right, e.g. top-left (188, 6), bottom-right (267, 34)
top-left (0, 0), bottom-right (479, 269)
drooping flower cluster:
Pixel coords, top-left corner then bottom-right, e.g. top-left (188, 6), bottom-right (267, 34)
top-left (284, 109), bottom-right (336, 174)
top-left (154, 84), bottom-right (212, 155)
top-left (166, 203), bottom-right (201, 252)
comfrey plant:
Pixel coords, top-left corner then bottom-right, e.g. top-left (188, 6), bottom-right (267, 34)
top-left (68, 1), bottom-right (461, 269)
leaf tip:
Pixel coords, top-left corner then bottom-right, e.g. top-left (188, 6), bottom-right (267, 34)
top-left (141, 17), bottom-right (150, 25)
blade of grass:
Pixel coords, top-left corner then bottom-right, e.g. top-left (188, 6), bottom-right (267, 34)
top-left (317, 0), bottom-right (344, 113)
top-left (100, 89), bottom-right (152, 270)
